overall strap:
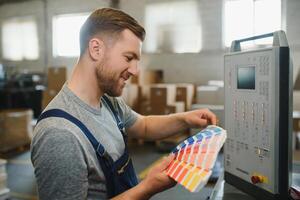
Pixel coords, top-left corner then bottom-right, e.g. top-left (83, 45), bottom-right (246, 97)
top-left (102, 95), bottom-right (126, 138)
top-left (37, 109), bottom-right (113, 163)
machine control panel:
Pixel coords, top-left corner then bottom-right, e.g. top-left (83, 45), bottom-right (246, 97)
top-left (224, 31), bottom-right (292, 200)
top-left (224, 49), bottom-right (276, 192)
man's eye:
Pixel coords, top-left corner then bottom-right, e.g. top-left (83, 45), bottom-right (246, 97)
top-left (125, 56), bottom-right (133, 62)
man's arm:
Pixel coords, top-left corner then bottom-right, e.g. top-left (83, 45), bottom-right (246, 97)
top-left (111, 154), bottom-right (176, 200)
top-left (126, 109), bottom-right (217, 140)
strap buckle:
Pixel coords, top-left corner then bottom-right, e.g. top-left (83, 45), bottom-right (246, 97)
top-left (117, 121), bottom-right (124, 131)
top-left (96, 143), bottom-right (106, 157)
top-left (96, 143), bottom-right (114, 165)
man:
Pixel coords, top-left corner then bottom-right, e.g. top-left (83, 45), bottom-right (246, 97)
top-left (31, 8), bottom-right (217, 200)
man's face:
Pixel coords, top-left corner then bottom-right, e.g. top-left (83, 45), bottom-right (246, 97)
top-left (96, 29), bottom-right (142, 97)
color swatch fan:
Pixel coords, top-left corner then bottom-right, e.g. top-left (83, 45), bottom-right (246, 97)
top-left (166, 125), bottom-right (226, 192)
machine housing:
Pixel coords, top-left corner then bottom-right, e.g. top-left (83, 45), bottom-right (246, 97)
top-left (224, 31), bottom-right (293, 200)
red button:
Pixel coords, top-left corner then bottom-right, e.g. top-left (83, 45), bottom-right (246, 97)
top-left (251, 176), bottom-right (262, 184)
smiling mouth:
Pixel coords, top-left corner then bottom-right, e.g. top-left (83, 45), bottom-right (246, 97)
top-left (121, 74), bottom-right (130, 81)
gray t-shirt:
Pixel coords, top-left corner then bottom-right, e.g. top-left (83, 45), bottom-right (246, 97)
top-left (31, 84), bottom-right (138, 200)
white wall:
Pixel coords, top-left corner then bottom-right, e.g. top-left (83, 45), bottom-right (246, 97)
top-left (0, 0), bottom-right (46, 73)
top-left (121, 0), bottom-right (224, 85)
top-left (0, 0), bottom-right (299, 84)
top-left (0, 0), bottom-right (109, 76)
top-left (286, 0), bottom-right (300, 82)
top-left (122, 0), bottom-right (300, 85)
top-left (46, 0), bottom-right (108, 76)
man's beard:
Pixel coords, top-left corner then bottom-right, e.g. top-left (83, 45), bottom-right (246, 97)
top-left (96, 63), bottom-right (123, 97)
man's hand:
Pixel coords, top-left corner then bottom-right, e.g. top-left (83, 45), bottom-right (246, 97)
top-left (111, 154), bottom-right (176, 200)
top-left (182, 108), bottom-right (217, 128)
top-left (140, 154), bottom-right (176, 196)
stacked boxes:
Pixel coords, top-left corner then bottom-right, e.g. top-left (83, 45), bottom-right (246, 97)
top-left (176, 84), bottom-right (195, 111)
top-left (47, 67), bottom-right (67, 90)
top-left (149, 84), bottom-right (185, 115)
top-left (0, 109), bottom-right (33, 152)
top-left (124, 70), bottom-right (196, 147)
top-left (143, 84), bottom-right (192, 148)
top-left (138, 83), bottom-right (195, 116)
top-left (42, 67), bottom-right (67, 109)
top-left (0, 159), bottom-right (9, 199)
top-left (123, 70), bottom-right (163, 113)
top-left (150, 84), bottom-right (175, 112)
top-left (138, 70), bottom-right (163, 85)
top-left (141, 83), bottom-right (194, 115)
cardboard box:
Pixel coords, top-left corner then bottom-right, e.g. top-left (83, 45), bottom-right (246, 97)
top-left (139, 70), bottom-right (163, 85)
top-left (0, 109), bottom-right (33, 152)
top-left (139, 102), bottom-right (154, 115)
top-left (176, 84), bottom-right (195, 111)
top-left (47, 67), bottom-right (67, 90)
top-left (140, 101), bottom-right (185, 116)
top-left (42, 89), bottom-right (59, 109)
top-left (164, 102), bottom-right (185, 114)
top-left (150, 84), bottom-right (176, 107)
top-left (140, 85), bottom-right (151, 102)
top-left (130, 76), bottom-right (139, 84)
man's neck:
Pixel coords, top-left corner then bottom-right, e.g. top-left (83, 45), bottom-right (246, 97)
top-left (68, 60), bottom-right (103, 109)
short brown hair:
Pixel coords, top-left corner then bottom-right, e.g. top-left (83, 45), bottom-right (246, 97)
top-left (79, 8), bottom-right (145, 56)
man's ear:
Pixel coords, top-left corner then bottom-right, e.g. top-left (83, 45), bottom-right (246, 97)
top-left (88, 38), bottom-right (105, 61)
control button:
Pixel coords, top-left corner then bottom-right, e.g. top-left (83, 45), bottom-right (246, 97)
top-left (257, 148), bottom-right (261, 155)
top-left (251, 175), bottom-right (263, 184)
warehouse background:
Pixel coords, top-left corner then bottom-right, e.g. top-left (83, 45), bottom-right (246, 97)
top-left (0, 0), bottom-right (299, 84)
top-left (0, 0), bottom-right (300, 199)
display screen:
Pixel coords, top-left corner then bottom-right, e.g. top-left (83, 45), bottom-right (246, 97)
top-left (237, 66), bottom-right (255, 90)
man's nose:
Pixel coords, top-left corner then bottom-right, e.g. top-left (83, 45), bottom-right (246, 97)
top-left (128, 61), bottom-right (139, 76)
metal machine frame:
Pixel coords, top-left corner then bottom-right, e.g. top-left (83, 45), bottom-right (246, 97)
top-left (224, 31), bottom-right (293, 200)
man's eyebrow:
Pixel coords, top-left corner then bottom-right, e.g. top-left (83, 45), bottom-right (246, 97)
top-left (125, 52), bottom-right (140, 60)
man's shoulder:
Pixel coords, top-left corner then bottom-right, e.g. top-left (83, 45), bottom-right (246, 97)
top-left (32, 108), bottom-right (83, 147)
top-left (33, 118), bottom-right (74, 142)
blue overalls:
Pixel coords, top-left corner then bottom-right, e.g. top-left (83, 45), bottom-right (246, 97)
top-left (37, 95), bottom-right (139, 198)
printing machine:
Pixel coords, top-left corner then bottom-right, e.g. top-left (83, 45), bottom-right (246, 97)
top-left (209, 31), bottom-right (298, 200)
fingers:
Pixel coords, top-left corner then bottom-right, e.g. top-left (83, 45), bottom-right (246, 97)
top-left (197, 118), bottom-right (208, 126)
top-left (160, 154), bottom-right (175, 169)
top-left (201, 109), bottom-right (217, 125)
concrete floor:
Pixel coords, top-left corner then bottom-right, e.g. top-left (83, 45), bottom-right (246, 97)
top-left (0, 142), bottom-right (217, 200)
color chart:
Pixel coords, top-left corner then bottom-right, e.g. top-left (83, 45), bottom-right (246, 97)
top-left (166, 125), bottom-right (227, 192)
